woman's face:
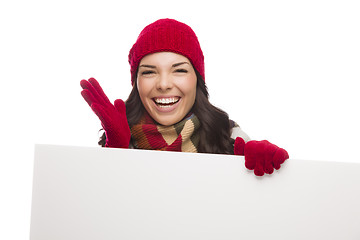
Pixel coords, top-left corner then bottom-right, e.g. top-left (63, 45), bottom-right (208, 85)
top-left (137, 52), bottom-right (197, 126)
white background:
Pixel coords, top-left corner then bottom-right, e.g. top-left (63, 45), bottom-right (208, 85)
top-left (0, 0), bottom-right (359, 239)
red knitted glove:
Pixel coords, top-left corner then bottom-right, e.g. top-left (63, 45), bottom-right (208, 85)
top-left (234, 137), bottom-right (289, 176)
top-left (80, 78), bottom-right (131, 148)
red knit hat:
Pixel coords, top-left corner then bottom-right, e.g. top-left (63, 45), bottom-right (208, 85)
top-left (128, 18), bottom-right (205, 85)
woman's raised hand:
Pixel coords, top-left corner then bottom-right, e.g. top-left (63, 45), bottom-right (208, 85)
top-left (80, 78), bottom-right (131, 148)
top-left (234, 137), bottom-right (289, 176)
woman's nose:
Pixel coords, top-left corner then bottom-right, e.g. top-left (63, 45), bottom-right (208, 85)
top-left (156, 73), bottom-right (173, 91)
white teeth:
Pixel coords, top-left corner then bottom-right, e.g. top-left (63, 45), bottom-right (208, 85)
top-left (154, 97), bottom-right (179, 104)
top-left (159, 104), bottom-right (172, 108)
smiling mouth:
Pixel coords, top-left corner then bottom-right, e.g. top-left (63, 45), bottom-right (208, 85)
top-left (153, 97), bottom-right (180, 108)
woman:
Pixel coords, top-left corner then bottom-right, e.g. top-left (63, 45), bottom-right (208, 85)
top-left (80, 18), bottom-right (289, 176)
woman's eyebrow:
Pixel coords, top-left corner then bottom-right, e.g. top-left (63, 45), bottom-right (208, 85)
top-left (139, 64), bottom-right (156, 69)
top-left (172, 62), bottom-right (190, 68)
top-left (139, 62), bottom-right (190, 69)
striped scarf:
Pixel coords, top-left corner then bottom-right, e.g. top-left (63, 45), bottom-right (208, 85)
top-left (130, 113), bottom-right (200, 152)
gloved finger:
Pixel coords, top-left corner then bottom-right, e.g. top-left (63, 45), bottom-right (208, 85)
top-left (80, 79), bottom-right (90, 89)
top-left (80, 79), bottom-right (98, 94)
top-left (273, 148), bottom-right (289, 170)
top-left (263, 141), bottom-right (276, 174)
top-left (253, 141), bottom-right (266, 176)
top-left (80, 79), bottom-right (107, 106)
top-left (91, 102), bottom-right (111, 128)
top-left (81, 89), bottom-right (98, 107)
top-left (254, 162), bottom-right (265, 176)
top-left (114, 99), bottom-right (126, 115)
top-left (88, 78), bottom-right (112, 106)
top-left (234, 137), bottom-right (245, 156)
top-left (244, 141), bottom-right (257, 170)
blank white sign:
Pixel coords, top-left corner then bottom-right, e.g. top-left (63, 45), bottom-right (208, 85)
top-left (30, 145), bottom-right (360, 239)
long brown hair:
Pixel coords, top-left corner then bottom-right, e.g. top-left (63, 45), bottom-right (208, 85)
top-left (99, 70), bottom-right (234, 154)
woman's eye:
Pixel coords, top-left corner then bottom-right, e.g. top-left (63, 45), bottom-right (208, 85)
top-left (141, 70), bottom-right (155, 75)
top-left (175, 69), bottom-right (188, 73)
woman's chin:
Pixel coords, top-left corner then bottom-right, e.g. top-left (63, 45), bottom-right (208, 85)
top-left (153, 116), bottom-right (182, 126)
